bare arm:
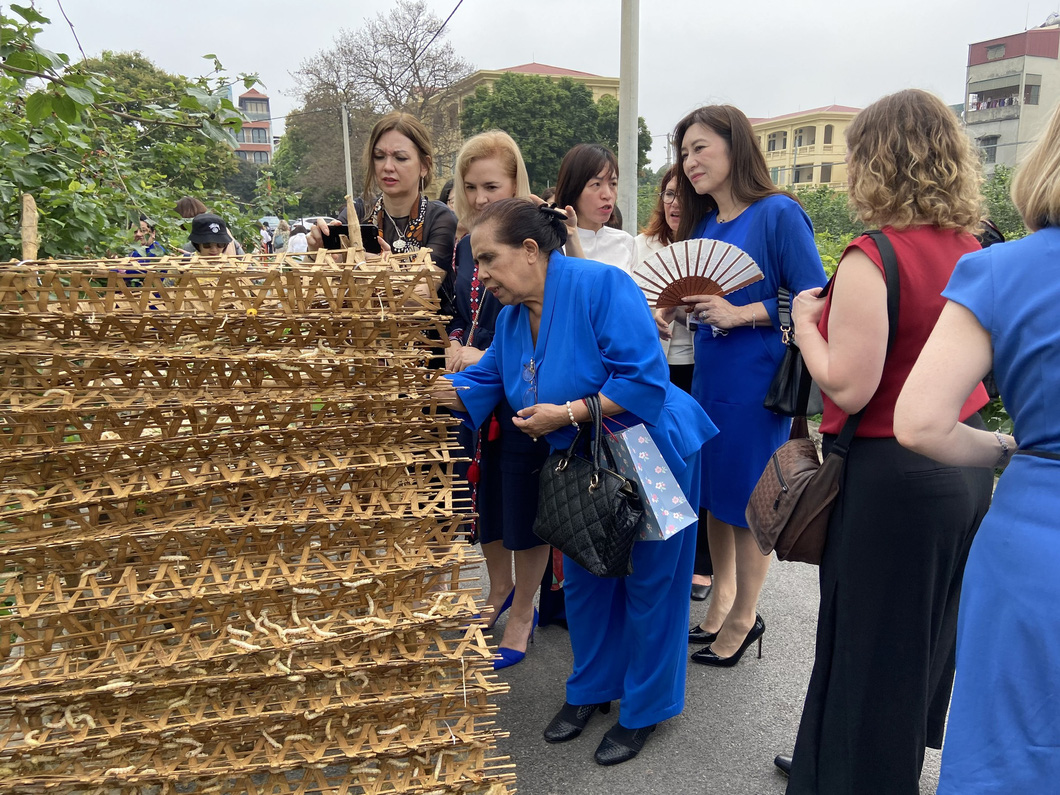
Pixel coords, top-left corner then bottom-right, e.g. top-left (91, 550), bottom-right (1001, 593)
top-left (794, 249), bottom-right (888, 414)
top-left (511, 393), bottom-right (626, 439)
top-left (683, 296), bottom-right (772, 329)
top-left (895, 300), bottom-right (1013, 467)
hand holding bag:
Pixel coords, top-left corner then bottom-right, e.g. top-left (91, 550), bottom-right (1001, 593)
top-left (747, 231), bottom-right (900, 564)
top-left (763, 287), bottom-right (824, 417)
top-left (533, 395), bottom-right (644, 577)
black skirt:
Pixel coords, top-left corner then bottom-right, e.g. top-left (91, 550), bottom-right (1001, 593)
top-left (787, 421), bottom-right (992, 794)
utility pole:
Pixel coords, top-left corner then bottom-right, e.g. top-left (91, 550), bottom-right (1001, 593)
top-left (618, 0), bottom-right (640, 234)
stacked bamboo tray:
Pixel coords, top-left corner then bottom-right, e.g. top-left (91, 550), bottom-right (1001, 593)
top-left (0, 250), bottom-right (514, 794)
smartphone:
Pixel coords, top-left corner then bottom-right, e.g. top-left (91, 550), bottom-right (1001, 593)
top-left (321, 224), bottom-right (350, 250)
top-left (360, 224), bottom-right (381, 254)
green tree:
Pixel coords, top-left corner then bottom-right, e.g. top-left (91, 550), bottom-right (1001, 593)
top-left (0, 5), bottom-right (257, 259)
top-left (982, 164), bottom-right (1027, 241)
top-left (460, 73), bottom-right (602, 192)
top-left (595, 94), bottom-right (653, 172)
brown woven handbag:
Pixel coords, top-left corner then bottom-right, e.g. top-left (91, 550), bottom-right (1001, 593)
top-left (746, 231), bottom-right (900, 564)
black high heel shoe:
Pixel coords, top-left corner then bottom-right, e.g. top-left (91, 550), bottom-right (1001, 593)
top-left (690, 613), bottom-right (765, 667)
top-left (543, 701), bottom-right (611, 743)
top-left (687, 624), bottom-right (719, 645)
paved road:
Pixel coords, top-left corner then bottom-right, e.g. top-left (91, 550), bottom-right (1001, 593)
top-left (476, 558), bottom-right (942, 795)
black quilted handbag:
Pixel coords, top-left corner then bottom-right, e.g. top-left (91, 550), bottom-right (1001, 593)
top-left (532, 395), bottom-right (644, 577)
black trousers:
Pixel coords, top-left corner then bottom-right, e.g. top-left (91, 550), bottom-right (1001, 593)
top-left (669, 363), bottom-right (713, 578)
top-left (787, 420), bottom-right (992, 794)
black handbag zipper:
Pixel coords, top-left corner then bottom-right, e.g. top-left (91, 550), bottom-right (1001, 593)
top-left (772, 454), bottom-right (788, 511)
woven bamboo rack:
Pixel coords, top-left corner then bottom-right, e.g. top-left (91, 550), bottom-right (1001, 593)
top-left (0, 248), bottom-right (514, 794)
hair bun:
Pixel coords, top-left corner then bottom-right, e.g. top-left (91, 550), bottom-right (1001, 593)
top-left (538, 203), bottom-right (569, 246)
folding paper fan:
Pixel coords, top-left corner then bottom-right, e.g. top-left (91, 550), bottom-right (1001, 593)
top-left (633, 239), bottom-right (764, 308)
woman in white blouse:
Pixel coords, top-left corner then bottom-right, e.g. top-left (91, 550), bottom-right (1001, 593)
top-left (554, 143), bottom-right (636, 270)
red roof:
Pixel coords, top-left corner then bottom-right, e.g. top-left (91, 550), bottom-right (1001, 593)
top-left (239, 88), bottom-right (269, 99)
top-left (496, 62), bottom-right (603, 78)
top-left (747, 104), bottom-right (861, 124)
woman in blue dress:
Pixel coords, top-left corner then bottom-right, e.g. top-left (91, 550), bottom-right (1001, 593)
top-left (660, 106), bottom-right (827, 666)
top-left (440, 198), bottom-right (718, 766)
top-left (895, 100), bottom-right (1060, 794)
top-left (445, 130), bottom-right (550, 669)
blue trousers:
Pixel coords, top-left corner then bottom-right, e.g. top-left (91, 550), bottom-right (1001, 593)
top-left (563, 454), bottom-right (699, 728)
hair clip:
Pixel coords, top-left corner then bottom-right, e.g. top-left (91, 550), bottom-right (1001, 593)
top-left (538, 204), bottom-right (568, 223)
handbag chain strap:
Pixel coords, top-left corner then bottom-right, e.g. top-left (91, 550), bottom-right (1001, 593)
top-left (830, 230), bottom-right (901, 457)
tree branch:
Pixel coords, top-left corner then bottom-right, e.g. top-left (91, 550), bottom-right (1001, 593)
top-left (1, 62), bottom-right (207, 130)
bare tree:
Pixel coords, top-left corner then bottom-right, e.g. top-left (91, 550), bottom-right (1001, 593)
top-left (290, 0), bottom-right (473, 194)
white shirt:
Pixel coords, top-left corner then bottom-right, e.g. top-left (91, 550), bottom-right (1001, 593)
top-left (570, 225), bottom-right (636, 271)
top-left (287, 232), bottom-right (308, 253)
top-left (634, 233), bottom-right (695, 365)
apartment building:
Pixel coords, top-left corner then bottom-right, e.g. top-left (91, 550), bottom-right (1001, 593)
top-left (235, 88), bottom-right (272, 165)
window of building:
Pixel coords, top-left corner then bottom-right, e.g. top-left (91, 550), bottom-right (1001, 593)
top-left (767, 131), bottom-right (787, 151)
top-left (251, 128), bottom-right (269, 143)
top-left (770, 167), bottom-right (779, 185)
top-left (236, 150), bottom-right (249, 161)
top-left (793, 165), bottom-right (814, 184)
top-left (235, 130), bottom-right (245, 143)
top-left (823, 125), bottom-right (833, 145)
top-left (978, 135), bottom-right (999, 164)
top-left (794, 127), bottom-right (816, 148)
top-left (242, 99), bottom-right (269, 115)
top-left (986, 44), bottom-right (1006, 60)
top-left (820, 164), bottom-right (832, 183)
top-left (1025, 84), bottom-right (1040, 105)
top-left (252, 151), bottom-right (270, 164)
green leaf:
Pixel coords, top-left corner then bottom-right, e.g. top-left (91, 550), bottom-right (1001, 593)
top-left (62, 85), bottom-right (95, 106)
top-left (24, 92), bottom-right (52, 123)
top-left (52, 94), bottom-right (77, 123)
top-left (10, 4), bottom-right (49, 23)
top-left (68, 180), bottom-right (83, 191)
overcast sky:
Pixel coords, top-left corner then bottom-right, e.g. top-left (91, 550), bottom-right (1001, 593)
top-left (36, 0), bottom-right (1060, 167)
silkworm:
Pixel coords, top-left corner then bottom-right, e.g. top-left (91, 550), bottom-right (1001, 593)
top-left (228, 638), bottom-right (261, 652)
top-left (261, 730), bottom-right (282, 749)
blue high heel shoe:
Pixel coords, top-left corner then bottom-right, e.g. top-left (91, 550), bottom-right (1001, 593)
top-left (494, 608), bottom-right (537, 670)
top-left (473, 588), bottom-right (515, 628)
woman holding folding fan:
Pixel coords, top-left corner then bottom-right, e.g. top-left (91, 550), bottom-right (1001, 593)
top-left (659, 105), bottom-right (826, 668)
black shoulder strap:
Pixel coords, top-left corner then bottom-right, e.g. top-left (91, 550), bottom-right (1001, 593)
top-left (831, 229), bottom-right (901, 455)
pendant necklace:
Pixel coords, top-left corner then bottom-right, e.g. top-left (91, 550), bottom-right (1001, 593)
top-left (383, 208), bottom-right (410, 252)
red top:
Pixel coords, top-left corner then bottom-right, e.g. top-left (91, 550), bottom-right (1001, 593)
top-left (818, 226), bottom-right (989, 437)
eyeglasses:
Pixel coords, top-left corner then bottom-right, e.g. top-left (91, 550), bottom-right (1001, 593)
top-left (522, 358), bottom-right (537, 409)
top-left (660, 190), bottom-right (679, 204)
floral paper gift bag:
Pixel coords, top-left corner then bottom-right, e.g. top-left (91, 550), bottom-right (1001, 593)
top-left (605, 425), bottom-right (696, 541)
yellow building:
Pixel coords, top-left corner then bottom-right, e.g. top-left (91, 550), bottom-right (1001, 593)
top-left (749, 105), bottom-right (860, 190)
top-left (452, 62), bottom-right (619, 110)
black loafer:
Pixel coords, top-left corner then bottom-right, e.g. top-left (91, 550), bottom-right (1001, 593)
top-left (774, 754), bottom-right (793, 776)
top-left (691, 583), bottom-right (712, 601)
top-left (543, 701), bottom-right (611, 743)
top-left (594, 722), bottom-right (656, 766)
top-left (688, 624), bottom-right (719, 644)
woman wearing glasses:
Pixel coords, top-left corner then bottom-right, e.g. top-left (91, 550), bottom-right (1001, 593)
top-left (636, 167), bottom-right (712, 601)
top-left (440, 198), bottom-right (717, 766)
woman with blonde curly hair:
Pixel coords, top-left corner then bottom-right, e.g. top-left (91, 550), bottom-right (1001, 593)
top-left (780, 89), bottom-right (994, 793)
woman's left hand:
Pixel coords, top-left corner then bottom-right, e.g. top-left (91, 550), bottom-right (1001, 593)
top-left (447, 342), bottom-right (485, 372)
top-left (512, 403), bottom-right (569, 441)
top-left (792, 287), bottom-right (826, 340)
top-left (684, 294), bottom-right (742, 329)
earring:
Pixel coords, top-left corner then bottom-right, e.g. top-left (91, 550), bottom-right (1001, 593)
top-left (420, 175), bottom-right (425, 194)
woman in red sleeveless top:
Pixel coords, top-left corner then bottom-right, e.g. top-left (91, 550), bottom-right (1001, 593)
top-left (782, 89), bottom-right (994, 794)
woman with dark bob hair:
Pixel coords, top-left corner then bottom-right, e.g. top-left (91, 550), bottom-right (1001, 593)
top-left (660, 106), bottom-right (826, 668)
top-left (554, 143), bottom-right (635, 270)
top-left (783, 88), bottom-right (994, 793)
top-left (437, 198), bottom-right (717, 765)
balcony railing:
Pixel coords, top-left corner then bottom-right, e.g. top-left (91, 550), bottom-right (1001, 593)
top-left (965, 105), bottom-right (1020, 123)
